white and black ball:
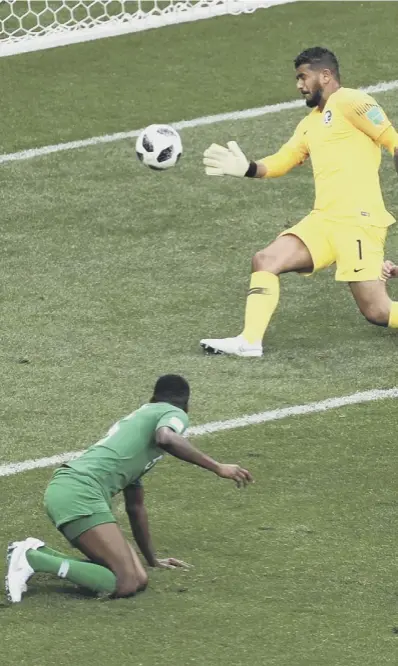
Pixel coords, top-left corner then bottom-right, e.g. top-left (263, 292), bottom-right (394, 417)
top-left (135, 124), bottom-right (182, 170)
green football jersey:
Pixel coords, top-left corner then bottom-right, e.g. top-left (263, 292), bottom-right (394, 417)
top-left (64, 402), bottom-right (189, 505)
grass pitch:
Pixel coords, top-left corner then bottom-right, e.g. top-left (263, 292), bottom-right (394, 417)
top-left (1, 3), bottom-right (398, 665)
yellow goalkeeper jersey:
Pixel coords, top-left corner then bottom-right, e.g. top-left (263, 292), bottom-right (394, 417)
top-left (261, 87), bottom-right (397, 226)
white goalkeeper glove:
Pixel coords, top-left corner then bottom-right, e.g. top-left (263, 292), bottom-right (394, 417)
top-left (203, 141), bottom-right (250, 177)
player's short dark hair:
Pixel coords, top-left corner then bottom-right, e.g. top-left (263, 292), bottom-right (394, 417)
top-left (294, 47), bottom-right (340, 82)
top-left (151, 374), bottom-right (190, 411)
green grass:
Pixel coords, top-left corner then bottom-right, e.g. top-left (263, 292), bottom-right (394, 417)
top-left (1, 2), bottom-right (398, 665)
top-left (1, 1), bottom-right (398, 153)
top-left (2, 400), bottom-right (398, 666)
top-left (1, 94), bottom-right (398, 463)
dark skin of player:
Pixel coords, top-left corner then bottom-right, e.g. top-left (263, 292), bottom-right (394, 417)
top-left (67, 419), bottom-right (253, 598)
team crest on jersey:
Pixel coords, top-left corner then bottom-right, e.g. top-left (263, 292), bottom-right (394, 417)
top-left (324, 110), bottom-right (332, 125)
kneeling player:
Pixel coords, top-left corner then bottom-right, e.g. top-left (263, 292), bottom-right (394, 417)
top-left (5, 375), bottom-right (252, 602)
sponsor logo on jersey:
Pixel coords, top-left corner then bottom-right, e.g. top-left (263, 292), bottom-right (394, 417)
top-left (143, 454), bottom-right (163, 474)
top-left (168, 416), bottom-right (185, 434)
top-left (324, 110), bottom-right (332, 125)
top-left (365, 106), bottom-right (385, 125)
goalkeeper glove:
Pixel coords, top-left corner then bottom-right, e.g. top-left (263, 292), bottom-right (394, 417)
top-left (203, 141), bottom-right (256, 177)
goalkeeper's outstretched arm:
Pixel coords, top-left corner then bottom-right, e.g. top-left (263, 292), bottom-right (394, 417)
top-left (203, 134), bottom-right (308, 180)
top-left (372, 125), bottom-right (398, 178)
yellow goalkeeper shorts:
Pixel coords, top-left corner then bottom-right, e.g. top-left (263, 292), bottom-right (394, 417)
top-left (280, 211), bottom-right (388, 282)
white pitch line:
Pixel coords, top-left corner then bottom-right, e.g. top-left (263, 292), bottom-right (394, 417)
top-left (1, 386), bottom-right (397, 478)
top-left (1, 79), bottom-right (398, 166)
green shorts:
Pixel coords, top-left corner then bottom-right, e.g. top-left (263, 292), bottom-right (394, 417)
top-left (44, 467), bottom-right (116, 543)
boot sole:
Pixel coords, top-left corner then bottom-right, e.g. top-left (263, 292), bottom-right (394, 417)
top-left (200, 342), bottom-right (262, 357)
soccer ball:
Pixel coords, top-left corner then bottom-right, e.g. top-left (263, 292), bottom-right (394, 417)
top-left (135, 124), bottom-right (182, 170)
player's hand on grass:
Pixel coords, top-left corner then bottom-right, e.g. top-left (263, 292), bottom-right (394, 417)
top-left (216, 464), bottom-right (253, 488)
top-left (382, 260), bottom-right (398, 280)
top-left (155, 558), bottom-right (192, 570)
top-left (203, 141), bottom-right (249, 177)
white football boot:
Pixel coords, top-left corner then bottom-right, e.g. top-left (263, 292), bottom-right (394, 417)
top-left (200, 334), bottom-right (263, 357)
top-left (5, 537), bottom-right (44, 603)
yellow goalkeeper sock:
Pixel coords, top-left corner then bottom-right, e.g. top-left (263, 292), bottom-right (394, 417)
top-left (242, 271), bottom-right (280, 344)
top-left (388, 301), bottom-right (398, 328)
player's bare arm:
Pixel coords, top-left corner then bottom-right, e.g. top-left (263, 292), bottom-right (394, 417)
top-left (123, 484), bottom-right (157, 567)
top-left (156, 426), bottom-right (253, 487)
top-left (123, 484), bottom-right (189, 570)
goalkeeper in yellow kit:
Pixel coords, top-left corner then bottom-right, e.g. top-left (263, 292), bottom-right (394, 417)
top-left (200, 47), bottom-right (398, 357)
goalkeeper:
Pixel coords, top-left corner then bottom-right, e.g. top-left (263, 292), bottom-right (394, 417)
top-left (200, 47), bottom-right (398, 357)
